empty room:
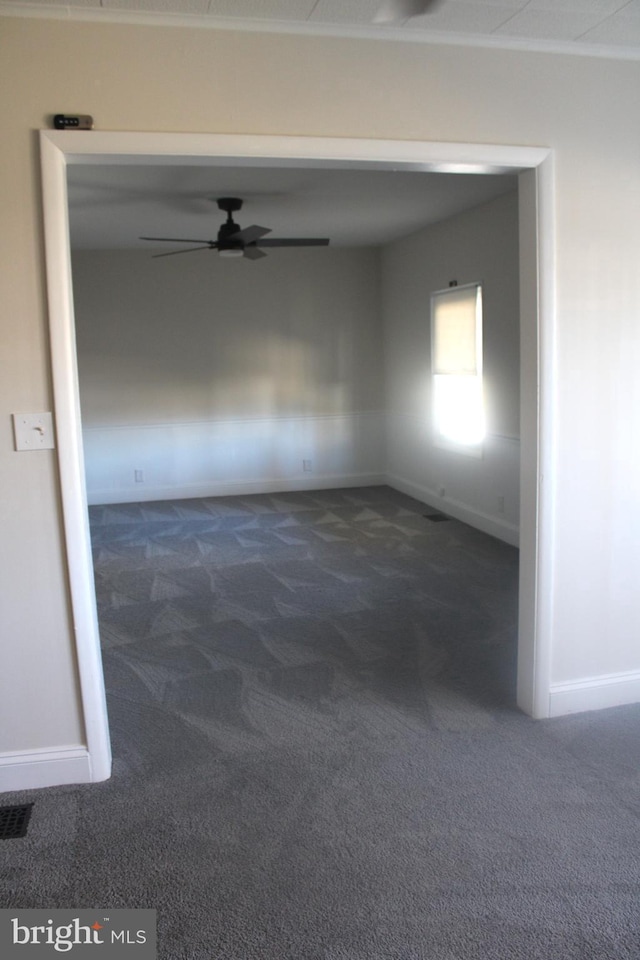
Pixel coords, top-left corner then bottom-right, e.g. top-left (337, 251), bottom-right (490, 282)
top-left (2, 2), bottom-right (640, 958)
top-left (65, 157), bottom-right (521, 727)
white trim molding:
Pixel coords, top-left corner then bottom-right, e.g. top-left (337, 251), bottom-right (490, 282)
top-left (40, 132), bottom-right (113, 786)
top-left (88, 473), bottom-right (386, 507)
top-left (387, 473), bottom-right (520, 548)
top-left (82, 411), bottom-right (385, 506)
top-left (549, 670), bottom-right (640, 717)
top-left (0, 747), bottom-right (92, 793)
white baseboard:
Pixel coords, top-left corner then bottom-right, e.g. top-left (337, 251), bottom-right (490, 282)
top-left (549, 669), bottom-right (640, 717)
top-left (86, 472), bottom-right (386, 506)
top-left (386, 473), bottom-right (520, 547)
top-left (0, 746), bottom-right (95, 793)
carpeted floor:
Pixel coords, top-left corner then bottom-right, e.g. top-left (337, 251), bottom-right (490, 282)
top-left (2, 486), bottom-right (640, 959)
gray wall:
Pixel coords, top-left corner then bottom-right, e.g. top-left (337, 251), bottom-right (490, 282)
top-left (383, 190), bottom-right (521, 542)
top-left (72, 246), bottom-right (385, 502)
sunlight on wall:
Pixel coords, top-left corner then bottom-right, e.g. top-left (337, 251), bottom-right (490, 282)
top-left (433, 374), bottom-right (485, 445)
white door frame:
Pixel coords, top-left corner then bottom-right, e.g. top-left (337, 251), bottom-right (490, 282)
top-left (40, 130), bottom-right (555, 782)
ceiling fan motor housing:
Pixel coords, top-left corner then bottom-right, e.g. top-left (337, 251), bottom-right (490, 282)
top-left (217, 197), bottom-right (243, 215)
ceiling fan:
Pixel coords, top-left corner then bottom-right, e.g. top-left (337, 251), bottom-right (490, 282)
top-left (374, 0), bottom-right (441, 23)
top-left (140, 197), bottom-right (330, 261)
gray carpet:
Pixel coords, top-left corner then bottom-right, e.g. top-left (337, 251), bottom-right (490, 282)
top-left (2, 486), bottom-right (640, 959)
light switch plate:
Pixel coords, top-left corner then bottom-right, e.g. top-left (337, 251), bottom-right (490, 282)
top-left (13, 412), bottom-right (55, 451)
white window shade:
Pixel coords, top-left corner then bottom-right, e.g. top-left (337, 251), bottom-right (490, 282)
top-left (432, 285), bottom-right (481, 375)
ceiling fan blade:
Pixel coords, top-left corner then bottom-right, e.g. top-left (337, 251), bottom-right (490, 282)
top-left (244, 245), bottom-right (268, 260)
top-left (152, 246), bottom-right (213, 258)
top-left (227, 225), bottom-right (271, 245)
top-left (140, 236), bottom-right (213, 244)
top-left (255, 238), bottom-right (330, 248)
top-left (374, 0), bottom-right (440, 23)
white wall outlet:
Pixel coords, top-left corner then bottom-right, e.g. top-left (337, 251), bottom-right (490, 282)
top-left (135, 469), bottom-right (144, 483)
top-left (497, 495), bottom-right (505, 514)
top-left (12, 412), bottom-right (55, 451)
top-left (303, 459), bottom-right (312, 472)
top-left (438, 485), bottom-right (446, 498)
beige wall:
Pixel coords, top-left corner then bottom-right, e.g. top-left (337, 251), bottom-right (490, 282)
top-left (2, 16), bottom-right (640, 761)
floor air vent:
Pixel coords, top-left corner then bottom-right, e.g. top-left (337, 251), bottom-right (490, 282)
top-left (0, 804), bottom-right (33, 839)
top-left (424, 512), bottom-right (450, 522)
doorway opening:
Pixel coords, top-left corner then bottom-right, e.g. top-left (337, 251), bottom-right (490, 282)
top-left (40, 131), bottom-right (554, 782)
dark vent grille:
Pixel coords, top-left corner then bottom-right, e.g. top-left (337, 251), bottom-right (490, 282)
top-left (424, 512), bottom-right (450, 523)
top-left (0, 804), bottom-right (33, 839)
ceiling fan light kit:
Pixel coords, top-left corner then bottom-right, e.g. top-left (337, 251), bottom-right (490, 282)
top-left (140, 197), bottom-right (329, 262)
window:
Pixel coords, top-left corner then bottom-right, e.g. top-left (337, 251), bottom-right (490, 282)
top-left (431, 283), bottom-right (484, 450)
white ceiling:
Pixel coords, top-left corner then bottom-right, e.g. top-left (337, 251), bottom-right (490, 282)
top-left (67, 163), bottom-right (518, 250)
top-left (3, 0), bottom-right (640, 57)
